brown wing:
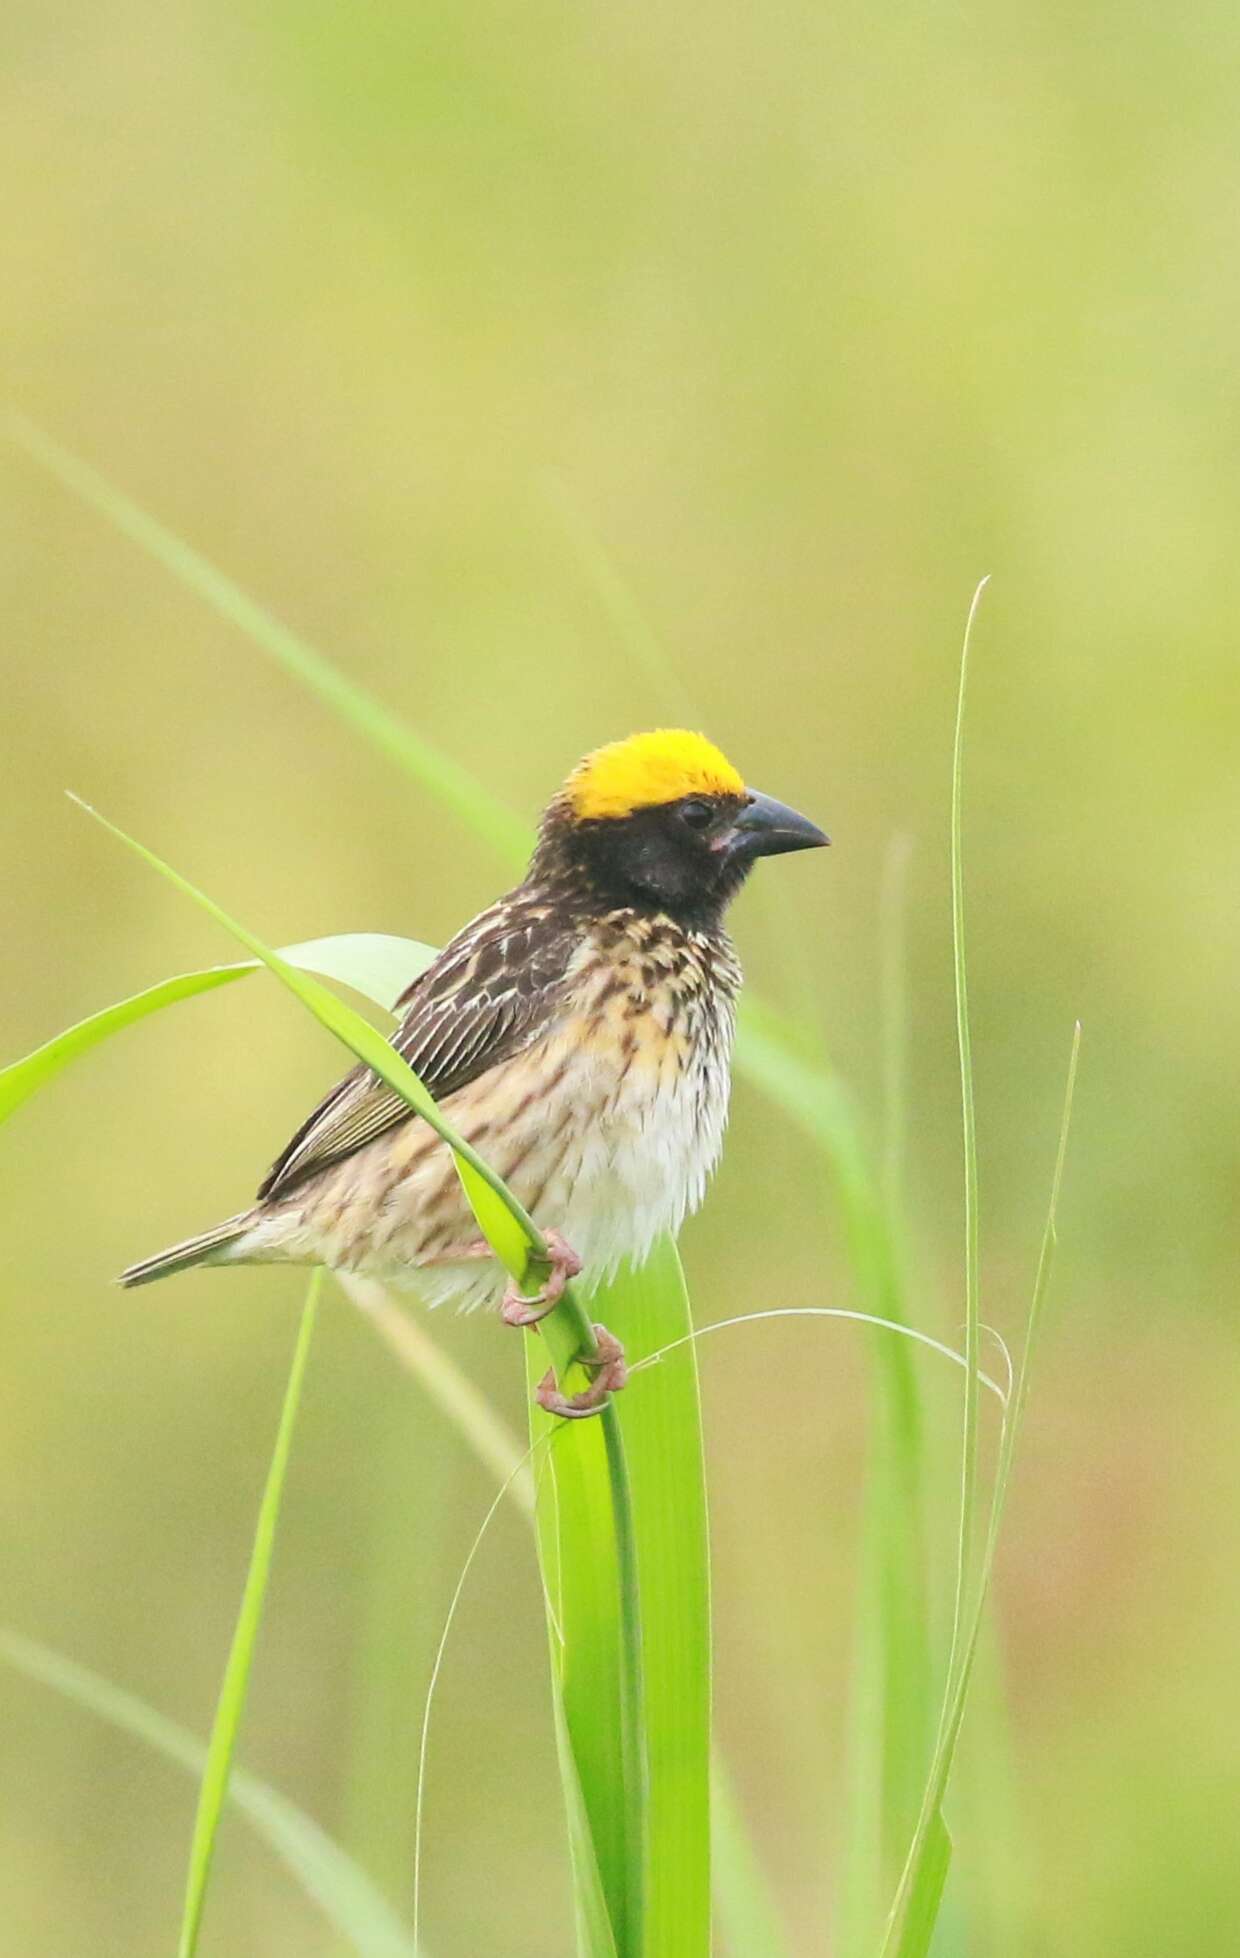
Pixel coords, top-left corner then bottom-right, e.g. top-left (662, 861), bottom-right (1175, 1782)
top-left (257, 890), bottom-right (580, 1201)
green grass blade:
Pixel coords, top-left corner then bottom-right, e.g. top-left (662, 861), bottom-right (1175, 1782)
top-left (4, 416), bottom-right (527, 866)
top-left (0, 1628), bottom-right (422, 1958)
top-left (11, 417), bottom-right (895, 1210)
top-left (179, 1271), bottom-right (320, 1958)
top-left (874, 583), bottom-right (988, 1958)
top-left (943, 577), bottom-right (989, 1710)
top-left (879, 588), bottom-right (1081, 1958)
top-left (0, 933), bottom-right (434, 1125)
top-left (0, 967), bottom-right (244, 1122)
top-left (526, 1240), bottom-right (713, 1956)
top-left (339, 1273), bottom-right (536, 1512)
top-left (73, 798), bottom-right (645, 1956)
top-left (881, 1027), bottom-right (1079, 1955)
top-left (899, 1813), bottom-right (953, 1958)
top-left (71, 796), bottom-right (538, 1292)
top-left (348, 1274), bottom-right (787, 1957)
top-left (879, 834), bottom-right (915, 1223)
top-left (836, 836), bottom-right (929, 1957)
top-left (739, 996), bottom-right (934, 1956)
top-left (607, 1238), bottom-right (711, 1956)
top-left (8, 416), bottom-right (923, 1230)
top-left (526, 1338), bottom-right (642, 1955)
top-left (538, 477), bottom-right (699, 724)
top-left (22, 424), bottom-right (850, 1955)
top-left (412, 1444), bottom-right (547, 1950)
top-left (16, 418), bottom-right (923, 1350)
top-left (710, 1754), bottom-right (794, 1958)
top-left (282, 933), bottom-right (438, 1011)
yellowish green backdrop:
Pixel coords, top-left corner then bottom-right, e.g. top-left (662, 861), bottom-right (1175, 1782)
top-left (3, 2), bottom-right (1237, 1952)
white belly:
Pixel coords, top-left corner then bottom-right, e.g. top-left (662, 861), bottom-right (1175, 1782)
top-left (553, 1033), bottom-right (732, 1287)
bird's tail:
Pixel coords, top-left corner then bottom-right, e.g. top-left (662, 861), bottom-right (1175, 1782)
top-left (118, 1213), bottom-right (253, 1289)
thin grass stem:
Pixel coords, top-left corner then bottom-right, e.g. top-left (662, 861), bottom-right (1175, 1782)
top-left (413, 1438), bottom-right (551, 1950)
top-left (0, 1628), bottom-right (422, 1958)
top-left (630, 1307), bottom-right (1009, 1407)
top-left (4, 414), bottom-right (525, 866)
top-left (177, 1271), bottom-right (321, 1958)
top-left (879, 1024), bottom-right (1080, 1953)
top-left (944, 575), bottom-right (990, 1717)
top-left (879, 833), bottom-right (915, 1223)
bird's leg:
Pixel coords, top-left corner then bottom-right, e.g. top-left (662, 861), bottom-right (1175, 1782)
top-left (418, 1240), bottom-right (496, 1266)
top-left (535, 1325), bottom-right (629, 1420)
top-left (498, 1235), bottom-right (625, 1416)
top-left (499, 1229), bottom-right (584, 1328)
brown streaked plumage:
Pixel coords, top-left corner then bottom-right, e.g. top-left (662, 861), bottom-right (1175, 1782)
top-left (120, 731), bottom-right (828, 1406)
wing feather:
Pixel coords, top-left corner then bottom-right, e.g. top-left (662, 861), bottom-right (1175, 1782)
top-left (257, 894), bottom-right (577, 1201)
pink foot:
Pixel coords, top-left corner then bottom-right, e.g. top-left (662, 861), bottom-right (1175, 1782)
top-left (419, 1239), bottom-right (495, 1267)
top-left (535, 1325), bottom-right (628, 1421)
top-left (500, 1229), bottom-right (584, 1328)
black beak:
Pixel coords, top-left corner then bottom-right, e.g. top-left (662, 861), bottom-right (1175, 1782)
top-left (730, 789), bottom-right (830, 859)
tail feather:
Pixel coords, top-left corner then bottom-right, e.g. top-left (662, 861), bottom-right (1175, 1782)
top-left (118, 1213), bottom-right (252, 1289)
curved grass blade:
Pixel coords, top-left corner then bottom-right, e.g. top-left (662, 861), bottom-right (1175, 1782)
top-left (875, 583), bottom-right (988, 1958)
top-left (70, 797), bottom-right (542, 1294)
top-left (73, 798), bottom-right (646, 1957)
top-left (179, 1271), bottom-right (320, 1958)
top-left (880, 1028), bottom-right (1079, 1957)
top-left (0, 933), bottom-right (435, 1125)
top-left (17, 423), bottom-right (855, 1955)
top-left (1, 966), bottom-right (241, 1122)
top-left (10, 418), bottom-right (914, 1198)
top-left (942, 578), bottom-right (989, 1723)
top-left (0, 1628), bottom-right (421, 1958)
top-left (3, 414), bottom-right (525, 867)
top-left (739, 994), bottom-right (933, 1954)
top-left (412, 1444), bottom-right (547, 1951)
top-left (879, 582), bottom-right (1079, 1958)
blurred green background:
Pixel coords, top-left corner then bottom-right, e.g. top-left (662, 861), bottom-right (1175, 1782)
top-left (3, 1), bottom-right (1238, 1952)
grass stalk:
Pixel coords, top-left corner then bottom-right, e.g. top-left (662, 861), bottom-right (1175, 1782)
top-left (877, 579), bottom-right (1080, 1958)
top-left (3, 414), bottom-right (524, 865)
top-left (0, 1629), bottom-right (422, 1958)
top-left (71, 797), bottom-right (647, 1956)
top-left (177, 1270), bottom-right (320, 1957)
top-left (942, 576), bottom-right (990, 1723)
top-left (879, 1026), bottom-right (1079, 1955)
top-left (412, 1440), bottom-right (549, 1949)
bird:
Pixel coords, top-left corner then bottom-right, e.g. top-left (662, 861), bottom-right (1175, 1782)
top-left (120, 730), bottom-right (828, 1415)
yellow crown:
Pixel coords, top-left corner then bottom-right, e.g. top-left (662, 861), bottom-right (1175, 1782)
top-left (565, 729), bottom-right (745, 821)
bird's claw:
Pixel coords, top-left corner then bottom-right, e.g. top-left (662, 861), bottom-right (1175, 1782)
top-left (535, 1325), bottom-right (628, 1420)
top-left (500, 1230), bottom-right (583, 1327)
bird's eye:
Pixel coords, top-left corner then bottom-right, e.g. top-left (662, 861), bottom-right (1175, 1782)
top-left (679, 798), bottom-right (715, 831)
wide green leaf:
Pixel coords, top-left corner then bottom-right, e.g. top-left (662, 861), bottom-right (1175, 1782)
top-left (525, 1239), bottom-right (711, 1956)
top-left (608, 1239), bottom-right (711, 1956)
top-left (347, 1270), bottom-right (787, 1958)
top-left (526, 1335), bottom-right (643, 1956)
